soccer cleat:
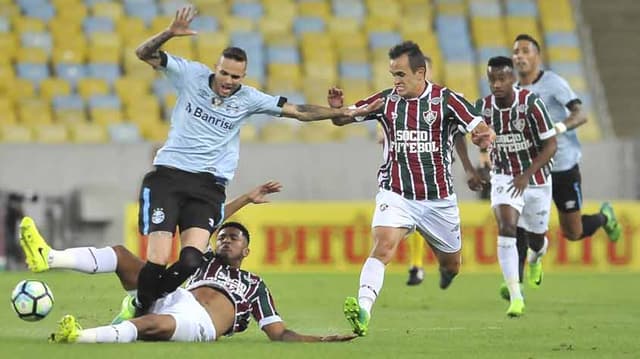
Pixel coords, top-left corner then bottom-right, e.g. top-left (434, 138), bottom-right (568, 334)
top-left (111, 295), bottom-right (137, 325)
top-left (343, 297), bottom-right (370, 336)
top-left (600, 202), bottom-right (622, 242)
top-left (506, 298), bottom-right (525, 317)
top-left (19, 217), bottom-right (51, 272)
top-left (406, 266), bottom-right (424, 286)
top-left (49, 315), bottom-right (82, 343)
top-left (527, 260), bottom-right (543, 288)
top-left (499, 282), bottom-right (525, 301)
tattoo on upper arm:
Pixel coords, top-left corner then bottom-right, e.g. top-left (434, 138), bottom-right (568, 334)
top-left (295, 104), bottom-right (317, 113)
top-left (137, 31), bottom-right (172, 60)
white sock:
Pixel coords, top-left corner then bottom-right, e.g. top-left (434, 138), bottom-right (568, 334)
top-left (49, 247), bottom-right (117, 273)
top-left (497, 236), bottom-right (522, 300)
top-left (358, 257), bottom-right (386, 315)
top-left (527, 237), bottom-right (549, 264)
top-left (76, 321), bottom-right (138, 343)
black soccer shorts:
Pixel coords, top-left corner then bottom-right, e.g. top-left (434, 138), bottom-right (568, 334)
top-left (138, 166), bottom-right (226, 235)
top-left (551, 164), bottom-right (582, 213)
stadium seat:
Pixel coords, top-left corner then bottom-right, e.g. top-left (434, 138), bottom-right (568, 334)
top-left (333, 0), bottom-right (366, 20)
top-left (505, 16), bottom-right (542, 45)
top-left (8, 79), bottom-right (36, 103)
top-left (18, 98), bottom-right (52, 126)
top-left (222, 16), bottom-right (255, 32)
top-left (506, 0), bottom-right (538, 16)
top-left (124, 1), bottom-right (159, 26)
top-left (108, 122), bottom-right (142, 143)
top-left (293, 16), bottom-right (325, 36)
top-left (297, 121), bottom-right (339, 143)
top-left (52, 94), bottom-right (86, 123)
top-left (20, 32), bottom-right (53, 52)
top-left (116, 17), bottom-right (147, 37)
top-left (87, 63), bottom-right (122, 84)
top-left (40, 78), bottom-right (72, 101)
top-left (0, 33), bottom-right (18, 61)
top-left (114, 77), bottom-right (150, 105)
top-left (15, 47), bottom-right (48, 64)
top-left (91, 1), bottom-right (124, 20)
top-left (13, 16), bottom-right (47, 33)
top-left (0, 123), bottom-right (32, 143)
top-left (297, 0), bottom-right (330, 18)
top-left (469, 0), bottom-right (501, 17)
top-left (68, 121), bottom-right (108, 143)
top-left (259, 121), bottom-right (297, 143)
top-left (140, 120), bottom-right (170, 142)
top-left (77, 78), bottom-right (110, 99)
top-left (16, 63), bottom-right (50, 86)
top-left (239, 123), bottom-right (258, 143)
top-left (83, 16), bottom-right (115, 35)
top-left (194, 32), bottom-right (228, 62)
top-left (55, 63), bottom-right (88, 86)
top-left (32, 123), bottom-right (69, 144)
top-left (232, 2), bottom-right (263, 21)
top-left (471, 17), bottom-right (508, 48)
top-left (546, 46), bottom-right (582, 62)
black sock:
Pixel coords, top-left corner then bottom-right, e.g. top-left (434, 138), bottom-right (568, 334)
top-left (159, 247), bottom-right (204, 296)
top-left (136, 261), bottom-right (166, 312)
top-left (580, 214), bottom-right (607, 239)
top-left (516, 227), bottom-right (528, 284)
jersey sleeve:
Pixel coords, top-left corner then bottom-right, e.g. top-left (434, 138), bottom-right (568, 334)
top-left (158, 51), bottom-right (206, 92)
top-left (445, 90), bottom-right (484, 133)
top-left (529, 96), bottom-right (556, 140)
top-left (349, 91), bottom-right (386, 122)
top-left (249, 88), bottom-right (287, 116)
top-left (251, 281), bottom-right (283, 329)
top-left (551, 74), bottom-right (581, 109)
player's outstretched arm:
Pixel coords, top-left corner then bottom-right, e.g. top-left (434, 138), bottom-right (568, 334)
top-left (280, 99), bottom-right (383, 123)
top-left (135, 5), bottom-right (197, 68)
top-left (555, 102), bottom-right (587, 134)
top-left (326, 87), bottom-right (356, 126)
top-left (262, 322), bottom-right (357, 342)
top-left (470, 122), bottom-right (496, 150)
top-left (223, 181), bottom-right (283, 221)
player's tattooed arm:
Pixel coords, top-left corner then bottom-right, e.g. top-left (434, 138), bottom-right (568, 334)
top-left (555, 100), bottom-right (587, 134)
top-left (135, 30), bottom-right (173, 68)
top-left (281, 100), bottom-right (383, 122)
top-left (262, 322), bottom-right (357, 342)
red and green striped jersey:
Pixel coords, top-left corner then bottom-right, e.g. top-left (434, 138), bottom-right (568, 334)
top-left (355, 83), bottom-right (483, 200)
top-left (186, 253), bottom-right (281, 336)
top-left (476, 88), bottom-right (556, 185)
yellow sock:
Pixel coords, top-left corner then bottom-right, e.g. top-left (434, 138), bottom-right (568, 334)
top-left (409, 234), bottom-right (424, 268)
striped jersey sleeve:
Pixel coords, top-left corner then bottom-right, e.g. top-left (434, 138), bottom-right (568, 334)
top-left (351, 89), bottom-right (391, 122)
top-left (251, 281), bottom-right (282, 329)
top-left (528, 95), bottom-right (556, 140)
top-left (444, 89), bottom-right (483, 133)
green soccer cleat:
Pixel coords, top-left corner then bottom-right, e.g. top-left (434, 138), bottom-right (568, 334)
top-left (19, 217), bottom-right (51, 273)
top-left (343, 297), bottom-right (370, 336)
top-left (506, 298), bottom-right (525, 317)
top-left (527, 260), bottom-right (543, 288)
top-left (600, 202), bottom-right (622, 242)
top-left (111, 295), bottom-right (136, 325)
top-left (499, 282), bottom-right (525, 301)
top-left (49, 315), bottom-right (82, 343)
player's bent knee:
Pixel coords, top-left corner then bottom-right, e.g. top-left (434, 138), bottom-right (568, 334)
top-left (133, 315), bottom-right (175, 341)
top-left (178, 246), bottom-right (204, 272)
top-left (497, 223), bottom-right (518, 238)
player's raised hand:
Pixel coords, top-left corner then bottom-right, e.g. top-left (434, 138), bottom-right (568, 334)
top-left (319, 333), bottom-right (358, 342)
top-left (327, 87), bottom-right (345, 109)
top-left (246, 181), bottom-right (282, 204)
top-left (168, 5), bottom-right (198, 37)
top-left (345, 98), bottom-right (384, 118)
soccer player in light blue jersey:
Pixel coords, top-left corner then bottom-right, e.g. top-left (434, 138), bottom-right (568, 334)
top-left (501, 34), bottom-right (622, 295)
top-left (128, 5), bottom-right (383, 318)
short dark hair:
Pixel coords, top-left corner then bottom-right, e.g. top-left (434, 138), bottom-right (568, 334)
top-left (218, 221), bottom-right (250, 244)
top-left (514, 34), bottom-right (540, 52)
top-left (222, 47), bottom-right (248, 62)
top-left (388, 41), bottom-right (426, 73)
top-left (487, 56), bottom-right (514, 70)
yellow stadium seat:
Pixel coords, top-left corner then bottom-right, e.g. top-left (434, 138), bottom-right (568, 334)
top-left (302, 77), bottom-right (334, 105)
top-left (341, 123), bottom-right (374, 142)
top-left (444, 62), bottom-right (480, 100)
top-left (436, 2), bottom-right (467, 16)
top-left (92, 1), bottom-right (123, 19)
top-left (297, 121), bottom-right (339, 143)
top-left (90, 108), bottom-right (124, 126)
top-left (0, 3), bottom-right (20, 17)
top-left (54, 109), bottom-right (87, 124)
top-left (123, 61), bottom-right (157, 82)
top-left (150, 16), bottom-right (174, 34)
top-left (117, 17), bottom-right (147, 38)
top-left (364, 16), bottom-right (399, 32)
top-left (243, 77), bottom-right (262, 90)
top-left (267, 64), bottom-right (302, 92)
top-left (0, 63), bottom-right (15, 86)
top-left (337, 47), bottom-right (369, 62)
top-left (49, 17), bottom-right (83, 39)
top-left (18, 99), bottom-right (52, 125)
top-left (52, 47), bottom-right (87, 64)
top-left (191, 0), bottom-right (228, 15)
top-left (88, 46), bottom-right (120, 63)
top-left (239, 123), bottom-right (257, 143)
top-left (399, 16), bottom-right (433, 34)
top-left (0, 109), bottom-right (17, 125)
top-left (194, 32), bottom-right (228, 62)
top-left (221, 16), bottom-right (255, 32)
top-left (298, 1), bottom-right (330, 17)
top-left (471, 17), bottom-right (507, 47)
top-left (264, 0), bottom-right (297, 20)
top-left (0, 34), bottom-right (18, 61)
top-left (367, 0), bottom-right (401, 18)
top-left (56, 3), bottom-right (88, 22)
top-left (40, 78), bottom-right (72, 101)
top-left (565, 75), bottom-right (587, 92)
top-left (326, 17), bottom-right (361, 36)
top-left (505, 16), bottom-right (541, 46)
top-left (538, 0), bottom-right (576, 32)
top-left (77, 78), bottom-right (110, 99)
top-left (546, 47), bottom-right (582, 62)
top-left (259, 121), bottom-right (297, 143)
top-left (304, 62), bottom-right (337, 83)
top-left (163, 37), bottom-right (195, 59)
top-left (8, 79), bottom-right (36, 103)
top-left (140, 120), bottom-right (170, 142)
top-left (68, 122), bottom-right (108, 143)
top-left (13, 17), bottom-right (47, 33)
top-left (51, 0), bottom-right (82, 7)
top-left (125, 97), bottom-right (162, 123)
top-left (90, 32), bottom-right (122, 47)
top-left (259, 18), bottom-right (292, 41)
top-left (339, 80), bottom-right (373, 105)
top-left (33, 123), bottom-right (68, 144)
top-left (15, 48), bottom-right (48, 64)
top-left (115, 77), bottom-right (151, 105)
top-left (0, 124), bottom-right (32, 143)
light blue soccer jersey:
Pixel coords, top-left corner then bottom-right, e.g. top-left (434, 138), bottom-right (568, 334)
top-left (518, 70), bottom-right (581, 172)
top-left (153, 52), bottom-right (285, 181)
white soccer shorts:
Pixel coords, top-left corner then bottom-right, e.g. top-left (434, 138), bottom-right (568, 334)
top-left (149, 287), bottom-right (217, 342)
top-left (371, 189), bottom-right (462, 253)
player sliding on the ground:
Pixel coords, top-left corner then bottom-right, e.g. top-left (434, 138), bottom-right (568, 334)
top-left (19, 183), bottom-right (356, 343)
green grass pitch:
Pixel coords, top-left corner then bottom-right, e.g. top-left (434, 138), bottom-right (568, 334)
top-left (1, 271), bottom-right (638, 358)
